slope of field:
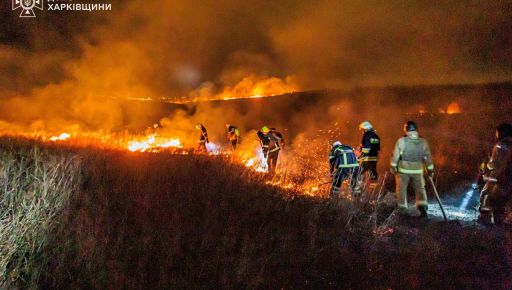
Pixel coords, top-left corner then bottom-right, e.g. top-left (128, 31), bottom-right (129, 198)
top-left (0, 137), bottom-right (511, 289)
top-left (135, 82), bottom-right (512, 195)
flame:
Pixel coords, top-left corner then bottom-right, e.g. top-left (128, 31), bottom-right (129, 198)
top-left (127, 134), bottom-right (183, 152)
top-left (418, 105), bottom-right (426, 115)
top-left (5, 128), bottom-right (328, 197)
top-left (242, 148), bottom-right (268, 172)
top-left (49, 133), bottom-right (71, 141)
top-left (205, 142), bottom-right (222, 155)
top-left (446, 102), bottom-right (461, 115)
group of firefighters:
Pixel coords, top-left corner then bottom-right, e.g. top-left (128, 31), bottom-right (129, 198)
top-left (195, 121), bottom-right (512, 226)
top-left (195, 123), bottom-right (284, 173)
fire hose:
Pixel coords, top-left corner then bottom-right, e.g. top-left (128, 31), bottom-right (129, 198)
top-left (427, 175), bottom-right (448, 221)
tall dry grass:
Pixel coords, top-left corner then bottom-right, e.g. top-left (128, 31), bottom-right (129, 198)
top-left (0, 137), bottom-right (510, 289)
top-left (0, 138), bottom-right (81, 288)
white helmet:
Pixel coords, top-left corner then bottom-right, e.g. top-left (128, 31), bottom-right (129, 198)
top-left (333, 141), bottom-right (342, 147)
top-left (359, 121), bottom-right (373, 131)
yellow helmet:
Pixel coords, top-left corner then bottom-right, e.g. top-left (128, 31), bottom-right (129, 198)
top-left (261, 126), bottom-right (270, 133)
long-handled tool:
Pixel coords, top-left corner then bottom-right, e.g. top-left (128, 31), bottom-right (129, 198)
top-left (427, 175), bottom-right (448, 221)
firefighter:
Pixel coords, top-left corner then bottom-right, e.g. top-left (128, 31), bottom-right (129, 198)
top-left (226, 124), bottom-right (241, 150)
top-left (358, 121), bottom-right (381, 180)
top-left (390, 121), bottom-right (434, 217)
top-left (479, 123), bottom-right (512, 225)
top-left (329, 141), bottom-right (360, 198)
top-left (196, 123), bottom-right (209, 152)
top-left (257, 126), bottom-right (281, 174)
top-left (270, 128), bottom-right (285, 148)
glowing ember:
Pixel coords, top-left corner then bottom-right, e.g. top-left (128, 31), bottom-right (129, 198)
top-left (49, 133), bottom-right (71, 141)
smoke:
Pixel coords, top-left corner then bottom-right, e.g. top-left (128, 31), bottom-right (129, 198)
top-left (0, 0), bottom-right (511, 131)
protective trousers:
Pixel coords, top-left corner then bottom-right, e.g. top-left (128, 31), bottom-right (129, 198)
top-left (197, 142), bottom-right (207, 153)
top-left (230, 139), bottom-right (238, 150)
top-left (331, 167), bottom-right (359, 198)
top-left (480, 182), bottom-right (511, 225)
top-left (361, 161), bottom-right (378, 180)
top-left (395, 173), bottom-right (428, 211)
top-left (267, 150), bottom-right (279, 173)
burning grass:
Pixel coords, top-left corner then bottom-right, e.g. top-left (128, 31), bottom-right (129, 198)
top-left (0, 137), bottom-right (511, 289)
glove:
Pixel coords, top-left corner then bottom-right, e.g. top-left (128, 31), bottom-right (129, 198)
top-left (390, 167), bottom-right (398, 175)
top-left (427, 170), bottom-right (434, 179)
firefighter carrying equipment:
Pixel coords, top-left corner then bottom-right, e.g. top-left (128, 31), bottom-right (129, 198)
top-left (226, 125), bottom-right (241, 141)
top-left (390, 124), bottom-right (434, 211)
top-left (257, 130), bottom-right (281, 173)
top-left (227, 124), bottom-right (241, 150)
top-left (196, 123), bottom-right (209, 144)
top-left (329, 142), bottom-right (359, 197)
top-left (479, 123), bottom-right (512, 225)
top-left (258, 130), bottom-right (281, 154)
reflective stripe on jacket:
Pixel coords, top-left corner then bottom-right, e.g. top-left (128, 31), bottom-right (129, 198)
top-left (361, 130), bottom-right (380, 162)
top-left (259, 132), bottom-right (280, 154)
top-left (330, 145), bottom-right (359, 173)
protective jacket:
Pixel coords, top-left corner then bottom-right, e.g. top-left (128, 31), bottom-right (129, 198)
top-left (360, 130), bottom-right (380, 162)
top-left (479, 136), bottom-right (512, 224)
top-left (198, 126), bottom-right (209, 144)
top-left (486, 137), bottom-right (512, 187)
top-left (270, 129), bottom-right (285, 147)
top-left (227, 126), bottom-right (240, 142)
top-left (391, 131), bottom-right (434, 174)
top-left (258, 131), bottom-right (280, 155)
top-left (329, 144), bottom-right (359, 174)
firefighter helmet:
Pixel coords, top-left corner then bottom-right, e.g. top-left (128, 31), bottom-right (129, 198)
top-left (359, 121), bottom-right (373, 131)
top-left (333, 141), bottom-right (342, 147)
top-left (225, 123), bottom-right (230, 129)
top-left (404, 121), bottom-right (418, 132)
top-left (261, 126), bottom-right (270, 133)
top-left (196, 123), bottom-right (202, 130)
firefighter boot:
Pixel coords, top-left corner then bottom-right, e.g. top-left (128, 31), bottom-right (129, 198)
top-left (418, 205), bottom-right (428, 218)
top-left (478, 207), bottom-right (493, 225)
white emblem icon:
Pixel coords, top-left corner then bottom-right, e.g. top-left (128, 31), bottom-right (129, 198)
top-left (13, 0), bottom-right (44, 18)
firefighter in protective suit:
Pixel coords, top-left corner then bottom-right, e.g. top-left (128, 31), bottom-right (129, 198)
top-left (257, 126), bottom-right (281, 174)
top-left (226, 124), bottom-right (241, 150)
top-left (196, 123), bottom-right (209, 153)
top-left (391, 121), bottom-right (434, 217)
top-left (479, 123), bottom-right (512, 225)
top-left (358, 121), bottom-right (381, 180)
top-left (329, 141), bottom-right (359, 198)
